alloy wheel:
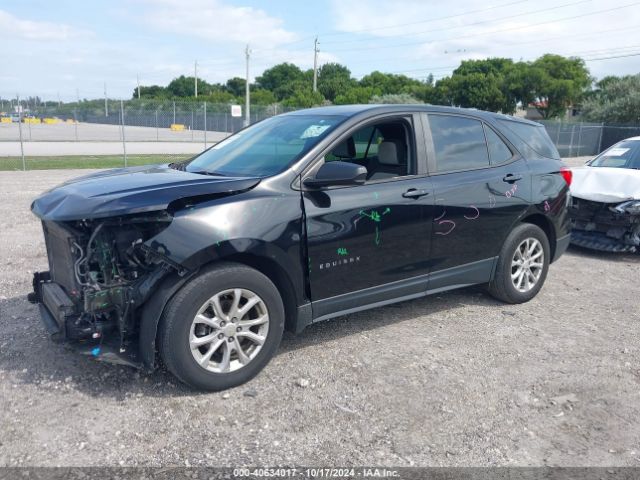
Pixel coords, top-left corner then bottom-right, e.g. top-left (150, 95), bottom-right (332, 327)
top-left (511, 237), bottom-right (544, 293)
top-left (189, 288), bottom-right (269, 373)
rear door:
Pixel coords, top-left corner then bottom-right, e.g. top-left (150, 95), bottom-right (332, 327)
top-left (424, 113), bottom-right (531, 289)
top-left (302, 113), bottom-right (434, 320)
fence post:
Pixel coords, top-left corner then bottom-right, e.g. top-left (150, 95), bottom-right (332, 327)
top-left (568, 124), bottom-right (576, 158)
top-left (203, 101), bottom-right (207, 149)
top-left (191, 108), bottom-right (194, 142)
top-left (17, 95), bottom-right (25, 171)
top-left (74, 109), bottom-right (78, 141)
top-left (576, 122), bottom-right (583, 157)
top-left (155, 109), bottom-right (159, 141)
top-left (173, 101), bottom-right (176, 125)
top-left (597, 122), bottom-right (604, 154)
top-left (120, 100), bottom-right (127, 167)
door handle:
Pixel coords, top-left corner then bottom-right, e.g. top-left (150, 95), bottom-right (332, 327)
top-left (402, 188), bottom-right (430, 199)
top-left (503, 173), bottom-right (522, 183)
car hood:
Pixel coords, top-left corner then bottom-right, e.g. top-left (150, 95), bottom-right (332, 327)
top-left (570, 166), bottom-right (640, 203)
top-left (31, 164), bottom-right (261, 221)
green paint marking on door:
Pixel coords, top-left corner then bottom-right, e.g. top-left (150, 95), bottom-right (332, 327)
top-left (358, 208), bottom-right (391, 245)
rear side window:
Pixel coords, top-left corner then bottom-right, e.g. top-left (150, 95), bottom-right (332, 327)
top-left (484, 125), bottom-right (513, 164)
top-left (498, 119), bottom-right (560, 159)
top-left (429, 115), bottom-right (489, 172)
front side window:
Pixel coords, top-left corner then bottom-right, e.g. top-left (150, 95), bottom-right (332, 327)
top-left (325, 119), bottom-right (413, 182)
top-left (429, 115), bottom-right (489, 173)
top-left (186, 114), bottom-right (344, 177)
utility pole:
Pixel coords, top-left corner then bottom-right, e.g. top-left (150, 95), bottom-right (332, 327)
top-left (194, 60), bottom-right (198, 98)
top-left (104, 81), bottom-right (108, 117)
top-left (137, 74), bottom-right (141, 99)
top-left (313, 37), bottom-right (319, 92)
top-left (244, 45), bottom-right (250, 127)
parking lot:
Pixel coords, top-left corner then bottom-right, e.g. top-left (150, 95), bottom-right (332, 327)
top-left (1, 167), bottom-right (639, 467)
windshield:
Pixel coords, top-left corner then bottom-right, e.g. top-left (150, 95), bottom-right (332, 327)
top-left (589, 140), bottom-right (640, 169)
top-left (186, 114), bottom-right (344, 177)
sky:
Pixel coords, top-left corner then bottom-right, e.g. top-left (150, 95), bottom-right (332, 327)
top-left (1, 0), bottom-right (639, 102)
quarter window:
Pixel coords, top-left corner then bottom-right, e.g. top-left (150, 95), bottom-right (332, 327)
top-left (429, 115), bottom-right (489, 173)
top-left (484, 125), bottom-right (513, 164)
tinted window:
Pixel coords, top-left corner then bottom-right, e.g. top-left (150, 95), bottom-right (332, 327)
top-left (186, 114), bottom-right (344, 177)
top-left (484, 125), bottom-right (513, 164)
top-left (429, 115), bottom-right (489, 172)
top-left (589, 140), bottom-right (640, 169)
top-left (498, 119), bottom-right (560, 159)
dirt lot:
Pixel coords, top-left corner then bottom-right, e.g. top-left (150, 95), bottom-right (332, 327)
top-left (1, 166), bottom-right (639, 467)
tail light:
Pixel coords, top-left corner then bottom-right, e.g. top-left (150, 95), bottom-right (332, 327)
top-left (560, 167), bottom-right (572, 186)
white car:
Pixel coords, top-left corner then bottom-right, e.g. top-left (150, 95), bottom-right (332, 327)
top-left (569, 137), bottom-right (640, 252)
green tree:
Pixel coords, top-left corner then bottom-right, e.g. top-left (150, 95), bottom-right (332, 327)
top-left (334, 86), bottom-right (377, 104)
top-left (369, 93), bottom-right (423, 104)
top-left (225, 77), bottom-right (246, 97)
top-left (166, 75), bottom-right (212, 97)
top-left (282, 87), bottom-right (325, 108)
top-left (204, 90), bottom-right (237, 104)
top-left (449, 71), bottom-right (509, 112)
top-left (317, 63), bottom-right (354, 102)
top-left (581, 74), bottom-right (640, 124)
top-left (529, 54), bottom-right (591, 119)
top-left (256, 63), bottom-right (305, 100)
top-left (250, 88), bottom-right (277, 105)
top-left (443, 58), bottom-right (518, 113)
top-left (359, 71), bottom-right (422, 95)
top-left (134, 85), bottom-right (168, 99)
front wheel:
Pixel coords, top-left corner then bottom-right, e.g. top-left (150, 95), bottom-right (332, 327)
top-left (488, 223), bottom-right (550, 304)
top-left (158, 263), bottom-right (285, 391)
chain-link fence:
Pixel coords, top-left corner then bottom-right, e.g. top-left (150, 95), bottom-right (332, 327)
top-left (539, 120), bottom-right (640, 158)
top-left (0, 99), bottom-right (300, 170)
top-left (2, 99), bottom-right (640, 170)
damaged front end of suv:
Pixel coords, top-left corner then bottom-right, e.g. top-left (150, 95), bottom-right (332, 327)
top-left (28, 165), bottom-right (262, 367)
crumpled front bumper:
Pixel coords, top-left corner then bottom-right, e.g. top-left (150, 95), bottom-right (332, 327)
top-left (28, 271), bottom-right (143, 368)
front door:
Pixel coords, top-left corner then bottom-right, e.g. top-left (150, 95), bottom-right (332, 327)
top-left (302, 114), bottom-right (434, 320)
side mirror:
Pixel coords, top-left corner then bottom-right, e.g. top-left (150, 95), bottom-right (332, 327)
top-left (303, 161), bottom-right (367, 188)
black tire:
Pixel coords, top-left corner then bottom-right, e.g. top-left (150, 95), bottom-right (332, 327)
top-left (158, 262), bottom-right (285, 391)
top-left (488, 223), bottom-right (550, 304)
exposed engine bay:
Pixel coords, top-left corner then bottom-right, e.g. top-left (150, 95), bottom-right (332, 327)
top-left (29, 212), bottom-right (178, 363)
top-left (569, 197), bottom-right (640, 252)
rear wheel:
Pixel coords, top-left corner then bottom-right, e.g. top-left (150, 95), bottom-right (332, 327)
top-left (488, 223), bottom-right (550, 304)
top-left (159, 263), bottom-right (285, 391)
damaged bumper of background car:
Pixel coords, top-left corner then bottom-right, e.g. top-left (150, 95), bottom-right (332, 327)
top-left (569, 198), bottom-right (640, 252)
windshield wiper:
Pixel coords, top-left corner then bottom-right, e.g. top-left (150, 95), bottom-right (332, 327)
top-left (168, 161), bottom-right (188, 171)
top-left (189, 170), bottom-right (228, 177)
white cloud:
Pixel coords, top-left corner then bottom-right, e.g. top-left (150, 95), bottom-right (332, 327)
top-left (143, 0), bottom-right (298, 48)
top-left (0, 9), bottom-right (87, 41)
top-left (328, 0), bottom-right (640, 81)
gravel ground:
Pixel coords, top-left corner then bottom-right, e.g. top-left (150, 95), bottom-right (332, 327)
top-left (1, 165), bottom-right (639, 468)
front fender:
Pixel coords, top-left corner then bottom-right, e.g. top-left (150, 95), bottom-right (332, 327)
top-left (144, 191), bottom-right (307, 304)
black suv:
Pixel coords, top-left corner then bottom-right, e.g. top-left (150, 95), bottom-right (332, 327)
top-left (29, 105), bottom-right (572, 391)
